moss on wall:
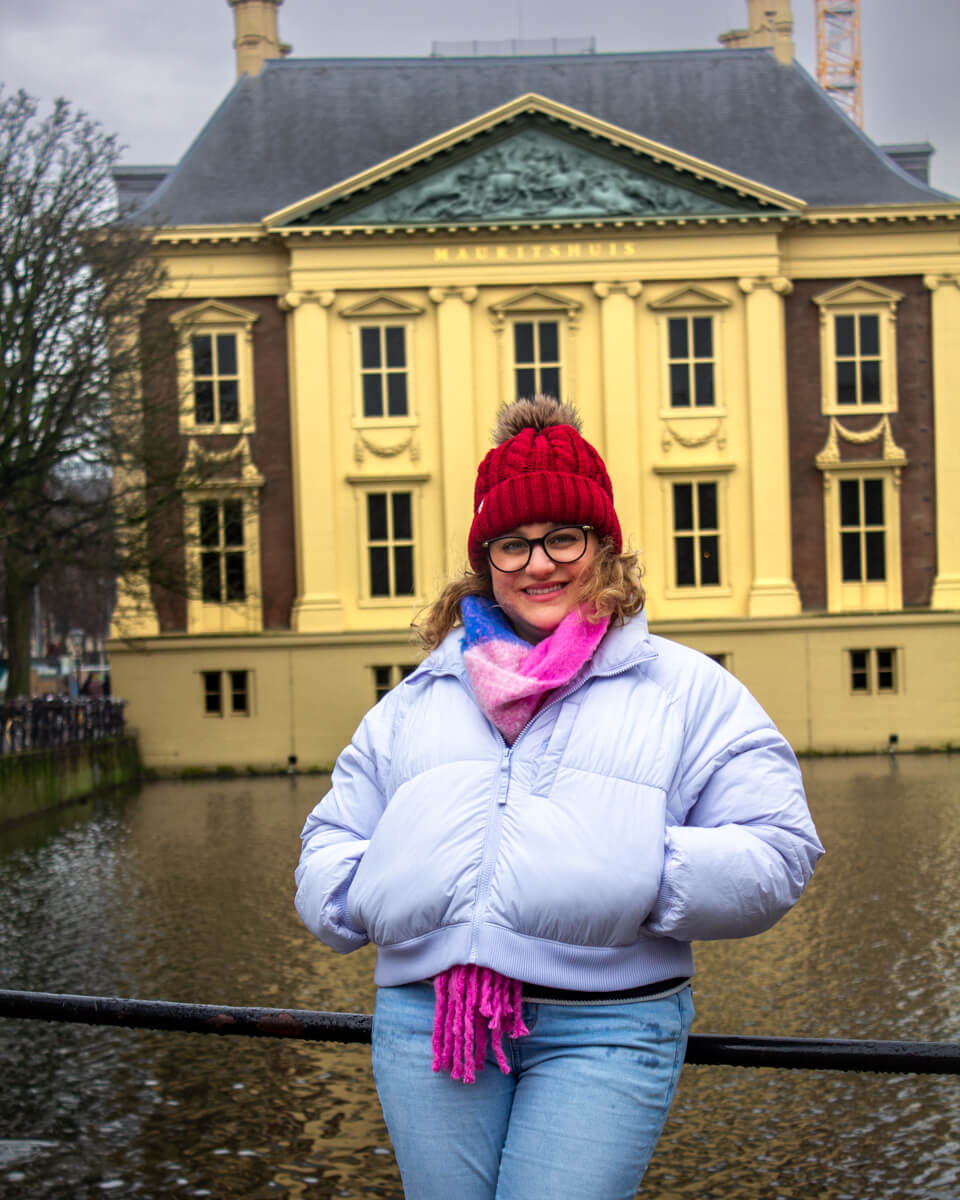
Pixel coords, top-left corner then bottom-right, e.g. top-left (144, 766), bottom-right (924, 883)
top-left (0, 737), bottom-right (142, 826)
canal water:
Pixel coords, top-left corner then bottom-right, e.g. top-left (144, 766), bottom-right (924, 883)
top-left (0, 756), bottom-right (958, 1199)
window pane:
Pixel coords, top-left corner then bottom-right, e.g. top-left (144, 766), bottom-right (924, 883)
top-left (216, 333), bottom-right (237, 375)
top-left (839, 480), bottom-right (861, 527)
top-left (201, 552), bottom-right (222, 602)
top-left (360, 327), bottom-right (382, 369)
top-left (194, 380), bottom-right (215, 424)
top-left (392, 492), bottom-right (412, 540)
top-left (514, 322), bottom-right (534, 363)
top-left (367, 493), bottom-right (388, 541)
top-left (859, 315), bottom-right (879, 356)
top-left (373, 666), bottom-right (392, 700)
top-left (876, 648), bottom-right (895, 690)
top-left (218, 379), bottom-right (239, 423)
top-left (393, 545), bottom-right (415, 595)
top-left (192, 334), bottom-right (212, 376)
top-left (384, 326), bottom-right (406, 368)
top-left (223, 500), bottom-right (244, 546)
top-left (199, 502), bottom-right (220, 547)
top-left (670, 363), bottom-right (690, 407)
top-left (835, 315), bottom-right (855, 356)
top-left (865, 531), bottom-right (886, 581)
top-left (699, 534), bottom-right (720, 585)
top-left (387, 372), bottom-right (408, 417)
top-left (850, 650), bottom-right (869, 691)
top-left (836, 360), bottom-right (857, 405)
top-left (515, 367), bottom-right (536, 399)
top-left (692, 317), bottom-right (712, 358)
top-left (863, 479), bottom-right (884, 526)
top-left (841, 531), bottom-right (862, 581)
top-left (697, 482), bottom-right (718, 530)
top-left (538, 321), bottom-right (559, 362)
top-left (225, 552), bottom-right (246, 601)
top-left (860, 360), bottom-right (880, 405)
top-left (362, 373), bottom-right (383, 419)
top-left (230, 670), bottom-right (248, 713)
top-left (693, 362), bottom-right (714, 407)
top-left (539, 367), bottom-right (560, 400)
top-left (674, 537), bottom-right (695, 586)
top-left (673, 483), bottom-right (693, 531)
top-left (203, 671), bottom-right (222, 714)
top-left (668, 317), bottom-right (688, 359)
top-left (369, 546), bottom-right (390, 595)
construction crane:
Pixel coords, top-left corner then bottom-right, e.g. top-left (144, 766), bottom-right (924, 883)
top-left (816, 0), bottom-right (863, 127)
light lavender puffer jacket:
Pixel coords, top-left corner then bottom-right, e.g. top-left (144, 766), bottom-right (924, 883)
top-left (295, 613), bottom-right (823, 990)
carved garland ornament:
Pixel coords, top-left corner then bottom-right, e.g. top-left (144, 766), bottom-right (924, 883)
top-left (354, 431), bottom-right (421, 464)
top-left (815, 415), bottom-right (906, 468)
top-left (179, 436), bottom-right (265, 489)
top-left (661, 421), bottom-right (726, 454)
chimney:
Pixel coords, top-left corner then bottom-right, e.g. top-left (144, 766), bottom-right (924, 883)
top-left (227, 0), bottom-right (292, 78)
top-left (719, 0), bottom-right (795, 66)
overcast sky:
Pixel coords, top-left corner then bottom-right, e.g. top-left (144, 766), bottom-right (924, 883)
top-left (3, 0), bottom-right (959, 197)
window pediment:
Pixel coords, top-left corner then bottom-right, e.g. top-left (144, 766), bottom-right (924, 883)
top-left (813, 280), bottom-right (904, 311)
top-left (648, 285), bottom-right (732, 312)
top-left (339, 293), bottom-right (426, 319)
top-left (170, 300), bottom-right (260, 330)
top-left (489, 288), bottom-right (582, 321)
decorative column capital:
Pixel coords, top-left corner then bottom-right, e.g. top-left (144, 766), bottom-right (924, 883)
top-left (593, 281), bottom-right (643, 299)
top-left (278, 290), bottom-right (335, 311)
top-left (429, 285), bottom-right (478, 305)
top-left (738, 275), bottom-right (793, 297)
top-left (924, 273), bottom-right (960, 293)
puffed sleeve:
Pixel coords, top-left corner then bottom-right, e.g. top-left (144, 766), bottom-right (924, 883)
top-left (644, 660), bottom-right (824, 942)
top-left (294, 692), bottom-right (398, 953)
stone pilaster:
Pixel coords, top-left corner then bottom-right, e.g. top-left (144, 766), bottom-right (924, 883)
top-left (430, 286), bottom-right (478, 574)
top-left (593, 282), bottom-right (643, 545)
top-left (738, 276), bottom-right (801, 616)
top-left (281, 290), bottom-right (344, 631)
top-left (925, 273), bottom-right (960, 609)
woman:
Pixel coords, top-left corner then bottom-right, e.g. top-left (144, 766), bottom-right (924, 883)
top-left (295, 397), bottom-right (823, 1200)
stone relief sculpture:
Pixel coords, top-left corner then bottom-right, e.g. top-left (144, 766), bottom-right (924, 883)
top-left (337, 130), bottom-right (726, 224)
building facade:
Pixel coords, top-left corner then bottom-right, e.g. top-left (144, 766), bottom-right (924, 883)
top-left (109, 2), bottom-right (960, 768)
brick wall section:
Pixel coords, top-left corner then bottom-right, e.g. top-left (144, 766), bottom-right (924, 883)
top-left (784, 276), bottom-right (935, 610)
top-left (143, 298), bottom-right (296, 632)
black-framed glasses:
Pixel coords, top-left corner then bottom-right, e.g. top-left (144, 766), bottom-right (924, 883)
top-left (482, 525), bottom-right (593, 573)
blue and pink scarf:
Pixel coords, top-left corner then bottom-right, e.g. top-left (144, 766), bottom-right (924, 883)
top-left (431, 596), bottom-right (610, 1083)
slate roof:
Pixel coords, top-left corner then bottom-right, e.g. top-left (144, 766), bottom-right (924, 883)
top-left (137, 49), bottom-right (953, 226)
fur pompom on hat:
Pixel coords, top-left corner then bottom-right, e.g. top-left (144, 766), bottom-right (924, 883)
top-left (467, 396), bottom-right (622, 572)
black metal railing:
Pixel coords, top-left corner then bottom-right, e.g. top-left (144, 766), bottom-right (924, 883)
top-left (1, 990), bottom-right (958, 1076)
top-left (0, 697), bottom-right (126, 755)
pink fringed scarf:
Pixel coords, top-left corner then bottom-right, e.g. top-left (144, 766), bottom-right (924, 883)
top-left (430, 597), bottom-right (610, 1083)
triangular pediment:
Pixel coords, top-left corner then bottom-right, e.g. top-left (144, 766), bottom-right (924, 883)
top-left (338, 293), bottom-right (426, 318)
top-left (265, 95), bottom-right (804, 231)
top-left (648, 285), bottom-right (732, 311)
top-left (169, 299), bottom-right (259, 328)
top-left (813, 280), bottom-right (904, 309)
top-left (489, 288), bottom-right (582, 316)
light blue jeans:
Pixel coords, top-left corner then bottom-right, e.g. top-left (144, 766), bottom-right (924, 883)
top-left (372, 981), bottom-right (694, 1200)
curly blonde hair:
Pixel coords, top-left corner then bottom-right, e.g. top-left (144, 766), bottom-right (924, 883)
top-left (413, 538), bottom-right (645, 652)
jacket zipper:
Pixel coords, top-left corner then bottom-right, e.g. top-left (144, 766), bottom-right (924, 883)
top-left (463, 649), bottom-right (657, 963)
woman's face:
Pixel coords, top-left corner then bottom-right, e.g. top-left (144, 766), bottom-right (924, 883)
top-left (489, 522), bottom-right (598, 643)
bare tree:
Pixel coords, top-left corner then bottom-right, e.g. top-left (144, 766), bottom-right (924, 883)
top-left (0, 88), bottom-right (187, 697)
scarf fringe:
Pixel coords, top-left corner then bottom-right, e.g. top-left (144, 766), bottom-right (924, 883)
top-left (432, 965), bottom-right (529, 1084)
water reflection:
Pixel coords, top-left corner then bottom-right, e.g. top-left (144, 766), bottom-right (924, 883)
top-left (0, 759), bottom-right (958, 1198)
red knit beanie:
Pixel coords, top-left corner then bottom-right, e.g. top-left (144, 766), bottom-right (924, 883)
top-left (468, 397), bottom-right (622, 572)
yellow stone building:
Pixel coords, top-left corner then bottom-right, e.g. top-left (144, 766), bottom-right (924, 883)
top-left (110, 0), bottom-right (960, 768)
